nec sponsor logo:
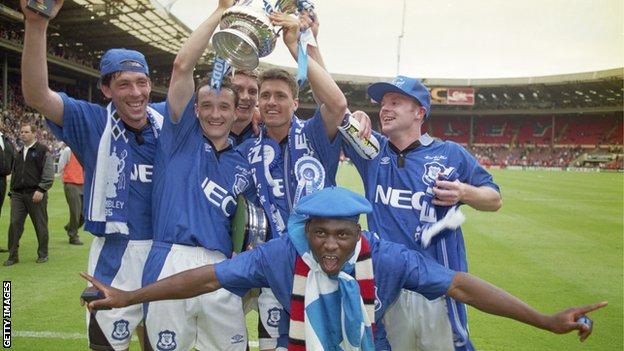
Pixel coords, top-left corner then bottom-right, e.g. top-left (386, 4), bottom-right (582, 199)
top-left (374, 185), bottom-right (429, 210)
top-left (201, 179), bottom-right (236, 216)
top-left (130, 164), bottom-right (153, 183)
top-left (424, 155), bottom-right (448, 161)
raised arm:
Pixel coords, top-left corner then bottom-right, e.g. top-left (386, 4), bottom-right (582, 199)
top-left (447, 272), bottom-right (607, 342)
top-left (20, 0), bottom-right (65, 125)
top-left (167, 0), bottom-right (233, 122)
top-left (80, 265), bottom-right (222, 310)
top-left (269, 12), bottom-right (347, 139)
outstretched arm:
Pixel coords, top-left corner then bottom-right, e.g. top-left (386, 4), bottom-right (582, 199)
top-left (168, 0), bottom-right (234, 122)
top-left (447, 272), bottom-right (607, 342)
top-left (80, 265), bottom-right (222, 310)
top-left (270, 12), bottom-right (347, 140)
top-left (20, 0), bottom-right (65, 125)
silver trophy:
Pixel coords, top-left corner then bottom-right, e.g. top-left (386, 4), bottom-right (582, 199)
top-left (212, 0), bottom-right (306, 70)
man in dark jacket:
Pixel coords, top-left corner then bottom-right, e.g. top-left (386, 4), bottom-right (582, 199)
top-left (0, 118), bottom-right (15, 253)
top-left (4, 123), bottom-right (54, 266)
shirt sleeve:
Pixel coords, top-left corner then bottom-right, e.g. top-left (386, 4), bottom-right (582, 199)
top-left (47, 93), bottom-right (107, 162)
top-left (454, 143), bottom-right (500, 193)
top-left (214, 238), bottom-right (291, 297)
top-left (159, 97), bottom-right (198, 157)
top-left (57, 147), bottom-right (70, 175)
top-left (341, 130), bottom-right (386, 181)
top-left (302, 108), bottom-right (341, 180)
top-left (38, 151), bottom-right (55, 192)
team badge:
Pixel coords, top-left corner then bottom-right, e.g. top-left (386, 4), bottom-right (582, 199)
top-left (422, 162), bottom-right (456, 186)
top-left (266, 307), bottom-right (282, 328)
top-left (293, 156), bottom-right (325, 204)
top-left (422, 162), bottom-right (445, 186)
top-left (111, 319), bottom-right (130, 340)
top-left (232, 173), bottom-right (249, 195)
top-left (156, 330), bottom-right (177, 351)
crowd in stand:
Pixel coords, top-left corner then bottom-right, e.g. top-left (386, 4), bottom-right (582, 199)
top-left (1, 26), bottom-right (98, 70)
top-left (0, 85), bottom-right (61, 157)
top-left (469, 145), bottom-right (584, 168)
top-left (0, 79), bottom-right (621, 170)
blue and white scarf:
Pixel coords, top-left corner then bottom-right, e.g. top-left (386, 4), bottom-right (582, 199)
top-left (250, 116), bottom-right (325, 237)
top-left (418, 168), bottom-right (466, 248)
top-left (87, 103), bottom-right (163, 234)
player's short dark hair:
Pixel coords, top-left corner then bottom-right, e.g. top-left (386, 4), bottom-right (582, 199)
top-left (195, 76), bottom-right (240, 108)
top-left (259, 68), bottom-right (298, 99)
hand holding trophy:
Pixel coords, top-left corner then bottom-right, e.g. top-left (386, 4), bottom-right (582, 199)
top-left (212, 0), bottom-right (315, 70)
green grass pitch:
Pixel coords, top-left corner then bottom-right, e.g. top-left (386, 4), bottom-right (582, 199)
top-left (1, 165), bottom-right (622, 350)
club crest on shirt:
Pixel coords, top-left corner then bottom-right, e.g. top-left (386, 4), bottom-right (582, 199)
top-left (111, 319), bottom-right (130, 340)
top-left (422, 162), bottom-right (455, 186)
top-left (266, 307), bottom-right (282, 328)
top-left (232, 173), bottom-right (249, 195)
top-left (157, 330), bottom-right (177, 351)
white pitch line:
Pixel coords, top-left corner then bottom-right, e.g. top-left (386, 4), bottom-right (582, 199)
top-left (14, 331), bottom-right (260, 347)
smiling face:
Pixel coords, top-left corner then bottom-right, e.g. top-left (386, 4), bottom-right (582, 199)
top-left (305, 217), bottom-right (361, 276)
top-left (258, 79), bottom-right (298, 132)
top-left (100, 71), bottom-right (152, 128)
top-left (379, 92), bottom-right (425, 138)
top-left (194, 85), bottom-right (237, 149)
top-left (232, 72), bottom-right (259, 124)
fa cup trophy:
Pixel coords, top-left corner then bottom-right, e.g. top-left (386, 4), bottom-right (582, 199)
top-left (212, 0), bottom-right (312, 70)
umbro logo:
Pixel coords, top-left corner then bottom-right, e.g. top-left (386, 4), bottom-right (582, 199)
top-left (231, 334), bottom-right (245, 344)
top-left (380, 157), bottom-right (391, 165)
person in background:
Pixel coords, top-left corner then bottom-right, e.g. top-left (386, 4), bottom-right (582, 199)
top-left (58, 142), bottom-right (84, 245)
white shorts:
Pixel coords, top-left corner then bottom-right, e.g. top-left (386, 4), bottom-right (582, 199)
top-left (257, 287), bottom-right (284, 350)
top-left (86, 236), bottom-right (152, 351)
top-left (383, 289), bottom-right (455, 351)
top-left (143, 242), bottom-right (247, 351)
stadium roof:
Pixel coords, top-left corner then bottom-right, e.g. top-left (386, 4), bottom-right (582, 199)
top-left (1, 0), bottom-right (200, 76)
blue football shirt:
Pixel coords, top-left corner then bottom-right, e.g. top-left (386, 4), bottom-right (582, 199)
top-left (151, 97), bottom-right (256, 256)
top-left (214, 231), bottom-right (455, 349)
top-left (47, 93), bottom-right (166, 240)
top-left (343, 132), bottom-right (500, 271)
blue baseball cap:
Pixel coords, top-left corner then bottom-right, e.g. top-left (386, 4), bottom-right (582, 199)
top-left (294, 187), bottom-right (372, 222)
top-left (99, 48), bottom-right (149, 77)
top-left (368, 76), bottom-right (432, 118)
